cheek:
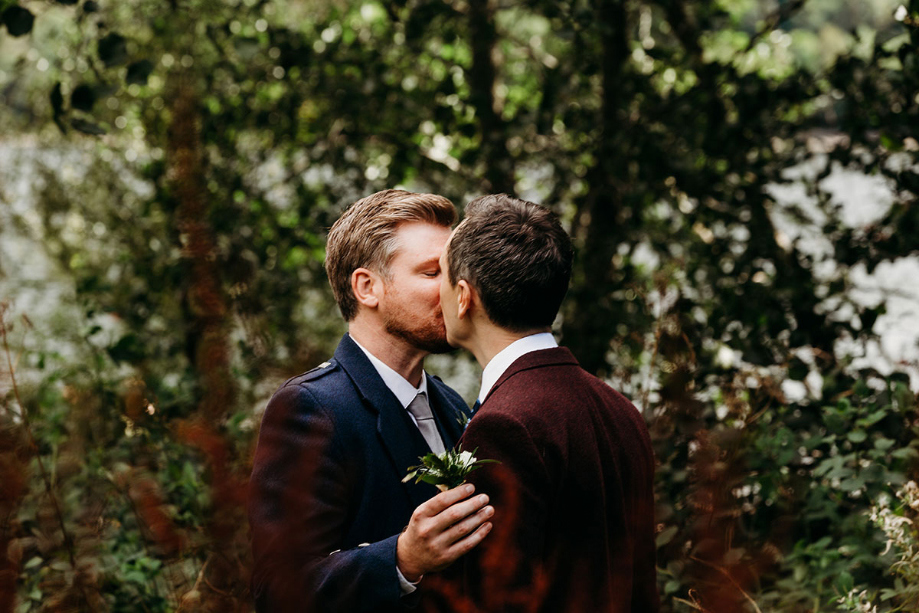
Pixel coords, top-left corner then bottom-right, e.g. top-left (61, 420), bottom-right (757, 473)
top-left (403, 281), bottom-right (441, 313)
top-left (424, 281), bottom-right (442, 304)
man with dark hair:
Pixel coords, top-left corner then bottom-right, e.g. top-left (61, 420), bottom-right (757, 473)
top-left (249, 189), bottom-right (494, 612)
top-left (435, 194), bottom-right (659, 612)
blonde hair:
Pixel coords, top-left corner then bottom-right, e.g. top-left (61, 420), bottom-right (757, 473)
top-left (325, 189), bottom-right (456, 320)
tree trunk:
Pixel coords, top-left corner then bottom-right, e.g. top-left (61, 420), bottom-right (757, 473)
top-left (468, 0), bottom-right (514, 193)
top-left (561, 0), bottom-right (631, 376)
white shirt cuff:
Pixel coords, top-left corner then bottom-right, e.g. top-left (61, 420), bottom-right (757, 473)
top-left (396, 565), bottom-right (421, 595)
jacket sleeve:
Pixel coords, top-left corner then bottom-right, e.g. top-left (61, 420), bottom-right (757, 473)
top-left (248, 383), bottom-right (405, 612)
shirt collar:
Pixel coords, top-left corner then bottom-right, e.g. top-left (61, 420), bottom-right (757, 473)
top-left (351, 337), bottom-right (428, 408)
top-left (478, 332), bottom-right (558, 403)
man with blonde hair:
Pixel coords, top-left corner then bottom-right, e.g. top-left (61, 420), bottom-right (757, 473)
top-left (249, 190), bottom-right (493, 612)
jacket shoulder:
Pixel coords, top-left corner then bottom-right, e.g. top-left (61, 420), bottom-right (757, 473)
top-left (280, 359), bottom-right (342, 389)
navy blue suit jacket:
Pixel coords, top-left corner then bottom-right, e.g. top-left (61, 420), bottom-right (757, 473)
top-left (249, 334), bottom-right (472, 612)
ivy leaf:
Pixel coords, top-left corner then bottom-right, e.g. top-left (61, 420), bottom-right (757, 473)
top-left (98, 32), bottom-right (128, 67)
top-left (107, 333), bottom-right (144, 361)
top-left (860, 306), bottom-right (884, 332)
top-left (71, 84), bottom-right (96, 111)
top-left (233, 37), bottom-right (260, 60)
top-left (788, 357), bottom-right (808, 381)
top-left (2, 5), bottom-right (35, 37)
top-left (126, 60), bottom-right (154, 85)
top-left (71, 117), bottom-right (107, 135)
top-left (656, 525), bottom-right (679, 548)
top-left (50, 82), bottom-right (67, 133)
top-left (418, 474), bottom-right (441, 486)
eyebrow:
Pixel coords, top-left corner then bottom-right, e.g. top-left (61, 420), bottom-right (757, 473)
top-left (415, 256), bottom-right (441, 269)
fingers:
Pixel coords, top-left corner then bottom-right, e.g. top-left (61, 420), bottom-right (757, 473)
top-left (432, 493), bottom-right (489, 532)
top-left (399, 493), bottom-right (494, 576)
top-left (417, 483), bottom-right (476, 517)
top-left (444, 503), bottom-right (494, 545)
top-left (445, 520), bottom-right (493, 561)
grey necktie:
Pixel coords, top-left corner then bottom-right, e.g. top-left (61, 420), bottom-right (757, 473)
top-left (406, 392), bottom-right (446, 454)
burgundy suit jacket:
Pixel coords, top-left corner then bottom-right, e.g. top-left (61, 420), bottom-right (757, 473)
top-left (429, 347), bottom-right (658, 613)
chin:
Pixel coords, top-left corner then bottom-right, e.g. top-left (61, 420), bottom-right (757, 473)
top-left (385, 317), bottom-right (453, 354)
top-left (418, 335), bottom-right (455, 355)
top-left (443, 331), bottom-right (461, 350)
top-left (429, 342), bottom-right (458, 355)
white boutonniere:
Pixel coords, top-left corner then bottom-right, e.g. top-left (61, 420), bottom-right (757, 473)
top-left (403, 448), bottom-right (499, 492)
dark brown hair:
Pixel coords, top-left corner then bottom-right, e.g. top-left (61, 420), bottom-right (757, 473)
top-left (446, 194), bottom-right (573, 332)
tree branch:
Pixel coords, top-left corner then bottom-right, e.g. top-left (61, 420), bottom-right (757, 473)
top-left (744, 0), bottom-right (808, 54)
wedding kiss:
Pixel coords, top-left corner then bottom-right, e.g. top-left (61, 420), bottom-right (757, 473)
top-left (248, 190), bottom-right (658, 612)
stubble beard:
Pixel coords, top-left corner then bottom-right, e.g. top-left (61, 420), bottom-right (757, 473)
top-left (384, 312), bottom-right (454, 355)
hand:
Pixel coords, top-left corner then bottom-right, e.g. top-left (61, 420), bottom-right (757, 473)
top-left (396, 483), bottom-right (494, 582)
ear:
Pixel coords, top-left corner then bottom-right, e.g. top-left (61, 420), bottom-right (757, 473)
top-left (351, 267), bottom-right (382, 309)
top-left (456, 280), bottom-right (475, 320)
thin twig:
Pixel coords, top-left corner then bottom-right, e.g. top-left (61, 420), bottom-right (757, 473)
top-left (204, 576), bottom-right (232, 597)
top-left (641, 323), bottom-right (664, 414)
top-left (0, 305), bottom-right (97, 610)
top-left (197, 556), bottom-right (233, 597)
top-left (192, 556), bottom-right (210, 592)
top-left (673, 589), bottom-right (707, 611)
top-left (673, 596), bottom-right (706, 611)
top-left (690, 555), bottom-right (764, 613)
top-left (639, 282), bottom-right (674, 414)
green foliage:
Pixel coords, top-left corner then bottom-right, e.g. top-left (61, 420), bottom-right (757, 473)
top-left (839, 481), bottom-right (919, 612)
top-left (1, 5), bottom-right (33, 37)
top-left (1, 0), bottom-right (918, 610)
top-left (403, 448), bottom-right (499, 491)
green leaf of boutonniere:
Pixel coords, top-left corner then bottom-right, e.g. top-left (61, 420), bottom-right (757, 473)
top-left (403, 447), bottom-right (500, 492)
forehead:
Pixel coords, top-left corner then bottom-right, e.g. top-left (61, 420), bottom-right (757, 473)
top-left (440, 224), bottom-right (463, 263)
top-left (390, 222), bottom-right (451, 263)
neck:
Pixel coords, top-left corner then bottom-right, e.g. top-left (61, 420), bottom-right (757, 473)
top-left (348, 317), bottom-right (427, 387)
top-left (465, 322), bottom-right (550, 370)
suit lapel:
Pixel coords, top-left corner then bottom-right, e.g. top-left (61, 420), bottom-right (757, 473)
top-left (333, 334), bottom-right (440, 508)
top-left (426, 376), bottom-right (466, 448)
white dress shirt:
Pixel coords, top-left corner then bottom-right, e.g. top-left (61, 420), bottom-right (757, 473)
top-left (352, 337), bottom-right (429, 421)
top-left (477, 332), bottom-right (558, 403)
